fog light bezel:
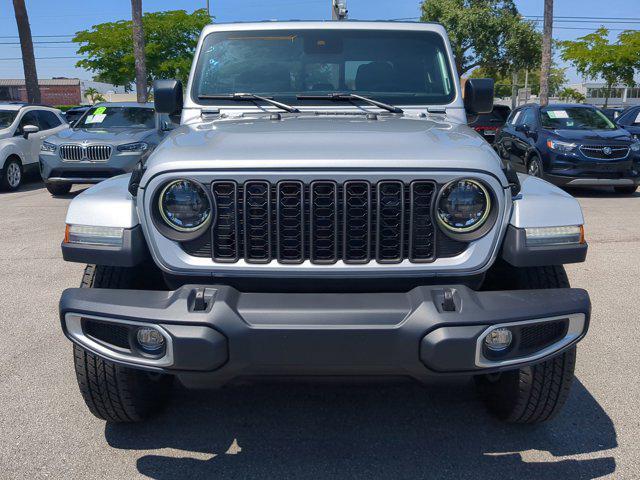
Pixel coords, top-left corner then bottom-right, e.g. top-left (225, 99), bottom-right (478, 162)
top-left (483, 327), bottom-right (513, 352)
top-left (135, 326), bottom-right (167, 356)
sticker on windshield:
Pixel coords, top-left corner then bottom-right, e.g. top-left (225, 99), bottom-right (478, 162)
top-left (85, 113), bottom-right (106, 124)
top-left (547, 110), bottom-right (569, 119)
top-left (94, 106), bottom-right (107, 115)
top-left (635, 112), bottom-right (640, 124)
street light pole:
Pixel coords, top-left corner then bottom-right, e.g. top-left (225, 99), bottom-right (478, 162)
top-left (540, 0), bottom-right (554, 106)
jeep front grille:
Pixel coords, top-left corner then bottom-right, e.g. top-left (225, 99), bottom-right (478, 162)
top-left (578, 145), bottom-right (629, 160)
top-left (184, 180), bottom-right (468, 265)
top-left (60, 144), bottom-right (112, 162)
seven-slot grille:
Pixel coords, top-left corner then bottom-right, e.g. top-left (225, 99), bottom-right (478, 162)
top-left (60, 144), bottom-right (112, 162)
top-left (187, 180), bottom-right (469, 265)
top-left (578, 145), bottom-right (629, 160)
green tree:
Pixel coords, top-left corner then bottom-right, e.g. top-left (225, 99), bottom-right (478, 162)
top-left (73, 9), bottom-right (210, 93)
top-left (420, 0), bottom-right (541, 77)
top-left (84, 87), bottom-right (105, 104)
top-left (560, 27), bottom-right (640, 107)
top-left (471, 65), bottom-right (567, 98)
top-left (558, 87), bottom-right (585, 103)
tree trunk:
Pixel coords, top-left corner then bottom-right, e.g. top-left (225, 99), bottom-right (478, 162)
top-left (539, 0), bottom-right (554, 107)
top-left (511, 71), bottom-right (518, 110)
top-left (131, 0), bottom-right (148, 103)
top-left (12, 0), bottom-right (40, 104)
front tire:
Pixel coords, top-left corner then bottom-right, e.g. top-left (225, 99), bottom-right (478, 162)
top-left (613, 185), bottom-right (637, 195)
top-left (45, 182), bottom-right (72, 196)
top-left (527, 155), bottom-right (544, 179)
top-left (476, 264), bottom-right (576, 424)
top-left (1, 157), bottom-right (23, 191)
top-left (73, 265), bottom-right (172, 423)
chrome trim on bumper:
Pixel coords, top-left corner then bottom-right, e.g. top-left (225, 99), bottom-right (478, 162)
top-left (566, 178), bottom-right (636, 186)
top-left (47, 177), bottom-right (108, 184)
top-left (474, 313), bottom-right (586, 368)
top-left (65, 313), bottom-right (174, 368)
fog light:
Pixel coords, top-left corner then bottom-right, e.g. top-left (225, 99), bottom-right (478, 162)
top-left (484, 328), bottom-right (513, 352)
top-left (136, 327), bottom-right (165, 353)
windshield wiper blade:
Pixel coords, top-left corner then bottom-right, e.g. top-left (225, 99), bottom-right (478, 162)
top-left (297, 93), bottom-right (403, 114)
top-left (198, 93), bottom-right (300, 113)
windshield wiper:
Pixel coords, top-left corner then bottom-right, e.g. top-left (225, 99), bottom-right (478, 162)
top-left (296, 93), bottom-right (403, 114)
top-left (198, 93), bottom-right (299, 113)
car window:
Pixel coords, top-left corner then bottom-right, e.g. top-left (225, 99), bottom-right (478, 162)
top-left (507, 110), bottom-right (522, 126)
top-left (0, 110), bottom-right (19, 129)
top-left (75, 106), bottom-right (155, 129)
top-left (16, 111), bottom-right (40, 134)
top-left (38, 110), bottom-right (63, 130)
top-left (541, 106), bottom-right (615, 130)
top-left (520, 108), bottom-right (536, 128)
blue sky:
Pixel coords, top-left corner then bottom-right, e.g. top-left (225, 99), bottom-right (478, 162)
top-left (0, 0), bottom-right (638, 83)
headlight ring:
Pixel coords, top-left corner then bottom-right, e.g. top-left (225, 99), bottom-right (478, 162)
top-left (435, 178), bottom-right (497, 241)
top-left (153, 179), bottom-right (214, 241)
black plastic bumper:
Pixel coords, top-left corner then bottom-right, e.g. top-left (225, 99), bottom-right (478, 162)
top-left (59, 285), bottom-right (590, 387)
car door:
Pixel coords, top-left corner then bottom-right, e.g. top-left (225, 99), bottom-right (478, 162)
top-left (510, 107), bottom-right (536, 172)
top-left (495, 108), bottom-right (521, 165)
top-left (13, 110), bottom-right (46, 167)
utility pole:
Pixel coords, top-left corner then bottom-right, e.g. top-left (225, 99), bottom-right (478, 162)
top-left (332, 0), bottom-right (348, 20)
top-left (206, 0), bottom-right (211, 19)
top-left (539, 0), bottom-right (553, 106)
top-left (12, 0), bottom-right (40, 104)
top-left (131, 0), bottom-right (148, 103)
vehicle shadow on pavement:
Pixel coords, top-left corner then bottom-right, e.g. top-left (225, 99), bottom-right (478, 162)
top-left (105, 377), bottom-right (616, 479)
top-left (564, 186), bottom-right (639, 199)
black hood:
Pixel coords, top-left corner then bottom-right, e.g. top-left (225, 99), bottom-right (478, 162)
top-left (549, 127), bottom-right (634, 145)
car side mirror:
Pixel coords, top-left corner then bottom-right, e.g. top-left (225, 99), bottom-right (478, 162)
top-left (515, 123), bottom-right (529, 133)
top-left (22, 124), bottom-right (39, 139)
top-left (464, 78), bottom-right (494, 115)
top-left (154, 79), bottom-right (183, 117)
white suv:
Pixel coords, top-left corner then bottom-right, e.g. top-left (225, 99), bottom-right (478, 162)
top-left (0, 104), bottom-right (67, 191)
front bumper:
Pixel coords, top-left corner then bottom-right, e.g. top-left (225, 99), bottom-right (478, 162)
top-left (39, 153), bottom-right (142, 184)
top-left (59, 285), bottom-right (590, 387)
top-left (545, 152), bottom-right (640, 187)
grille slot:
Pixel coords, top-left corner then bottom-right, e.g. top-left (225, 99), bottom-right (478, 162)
top-left (243, 181), bottom-right (272, 263)
top-left (310, 181), bottom-right (338, 264)
top-left (183, 179), bottom-right (472, 264)
top-left (343, 181), bottom-right (371, 263)
top-left (83, 319), bottom-right (130, 349)
top-left (519, 320), bottom-right (569, 355)
top-left (60, 144), bottom-right (112, 161)
top-left (579, 145), bottom-right (629, 160)
top-left (376, 181), bottom-right (405, 263)
top-left (211, 181), bottom-right (239, 262)
top-left (277, 181), bottom-right (305, 263)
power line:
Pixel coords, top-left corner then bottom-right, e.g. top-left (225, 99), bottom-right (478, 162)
top-left (0, 56), bottom-right (86, 61)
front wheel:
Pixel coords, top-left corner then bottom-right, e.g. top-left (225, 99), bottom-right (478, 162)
top-left (477, 264), bottom-right (575, 423)
top-left (527, 155), bottom-right (544, 178)
top-left (45, 182), bottom-right (72, 196)
top-left (1, 158), bottom-right (22, 191)
top-left (613, 185), bottom-right (637, 195)
top-left (73, 265), bottom-right (172, 422)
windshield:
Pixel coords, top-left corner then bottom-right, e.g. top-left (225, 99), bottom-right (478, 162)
top-left (193, 29), bottom-right (456, 106)
top-left (541, 107), bottom-right (616, 130)
top-left (75, 106), bottom-right (155, 129)
top-left (0, 110), bottom-right (18, 129)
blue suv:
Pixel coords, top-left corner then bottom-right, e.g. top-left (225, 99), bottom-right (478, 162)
top-left (495, 103), bottom-right (640, 195)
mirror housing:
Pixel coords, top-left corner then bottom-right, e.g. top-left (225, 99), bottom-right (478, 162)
top-left (515, 123), bottom-right (529, 133)
top-left (22, 124), bottom-right (39, 139)
top-left (464, 78), bottom-right (494, 115)
top-left (153, 79), bottom-right (183, 117)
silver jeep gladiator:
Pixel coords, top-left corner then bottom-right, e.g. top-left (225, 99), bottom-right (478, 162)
top-left (59, 21), bottom-right (590, 424)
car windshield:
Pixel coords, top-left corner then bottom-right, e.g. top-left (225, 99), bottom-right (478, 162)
top-left (193, 29), bottom-right (456, 107)
top-left (75, 106), bottom-right (155, 129)
top-left (0, 110), bottom-right (18, 128)
top-left (541, 107), bottom-right (616, 130)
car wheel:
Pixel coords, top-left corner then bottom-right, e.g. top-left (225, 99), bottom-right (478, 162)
top-left (613, 185), bottom-right (637, 195)
top-left (476, 264), bottom-right (576, 424)
top-left (1, 158), bottom-right (23, 191)
top-left (527, 156), bottom-right (544, 178)
top-left (45, 182), bottom-right (72, 196)
top-left (73, 265), bottom-right (173, 423)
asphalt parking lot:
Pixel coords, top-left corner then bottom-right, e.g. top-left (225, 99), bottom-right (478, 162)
top-left (0, 177), bottom-right (638, 480)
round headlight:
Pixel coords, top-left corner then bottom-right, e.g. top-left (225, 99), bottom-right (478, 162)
top-left (158, 179), bottom-right (212, 232)
top-left (436, 179), bottom-right (491, 234)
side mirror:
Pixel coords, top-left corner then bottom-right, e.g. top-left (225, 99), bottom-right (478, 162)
top-left (515, 123), bottom-right (529, 133)
top-left (154, 79), bottom-right (183, 117)
top-left (464, 78), bottom-right (494, 115)
top-left (22, 124), bottom-right (39, 139)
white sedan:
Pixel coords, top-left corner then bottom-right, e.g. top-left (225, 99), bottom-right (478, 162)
top-left (0, 103), bottom-right (68, 191)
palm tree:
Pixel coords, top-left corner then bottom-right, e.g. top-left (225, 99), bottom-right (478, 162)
top-left (131, 0), bottom-right (148, 103)
top-left (539, 0), bottom-right (554, 106)
top-left (12, 0), bottom-right (40, 104)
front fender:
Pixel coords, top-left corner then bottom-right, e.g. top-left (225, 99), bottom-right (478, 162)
top-left (62, 175), bottom-right (148, 267)
top-left (501, 174), bottom-right (587, 267)
top-left (0, 140), bottom-right (25, 168)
